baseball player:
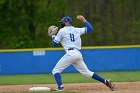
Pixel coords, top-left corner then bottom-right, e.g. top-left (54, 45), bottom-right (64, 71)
top-left (51, 15), bottom-right (115, 91)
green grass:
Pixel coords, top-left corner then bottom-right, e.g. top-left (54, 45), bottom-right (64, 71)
top-left (0, 71), bottom-right (140, 85)
top-left (0, 71), bottom-right (140, 93)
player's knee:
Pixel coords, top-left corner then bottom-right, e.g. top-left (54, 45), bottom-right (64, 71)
top-left (52, 69), bottom-right (60, 75)
top-left (52, 69), bottom-right (56, 75)
top-left (82, 73), bottom-right (91, 77)
top-left (81, 71), bottom-right (94, 78)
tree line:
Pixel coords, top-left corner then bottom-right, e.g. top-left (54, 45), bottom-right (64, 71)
top-left (0, 0), bottom-right (140, 49)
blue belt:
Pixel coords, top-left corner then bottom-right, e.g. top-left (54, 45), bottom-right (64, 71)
top-left (68, 48), bottom-right (74, 51)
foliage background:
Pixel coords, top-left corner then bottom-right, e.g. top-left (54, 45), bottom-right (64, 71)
top-left (0, 0), bottom-right (140, 49)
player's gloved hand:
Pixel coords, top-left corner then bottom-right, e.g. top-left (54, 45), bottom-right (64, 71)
top-left (77, 15), bottom-right (86, 23)
top-left (48, 25), bottom-right (58, 36)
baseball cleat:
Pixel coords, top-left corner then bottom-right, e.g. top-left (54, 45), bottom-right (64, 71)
top-left (53, 86), bottom-right (64, 91)
top-left (105, 79), bottom-right (115, 91)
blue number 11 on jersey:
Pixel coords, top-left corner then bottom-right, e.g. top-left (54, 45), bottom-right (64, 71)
top-left (70, 33), bottom-right (75, 42)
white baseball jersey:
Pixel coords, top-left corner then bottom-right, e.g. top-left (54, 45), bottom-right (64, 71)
top-left (52, 25), bottom-right (94, 78)
top-left (54, 26), bottom-right (87, 51)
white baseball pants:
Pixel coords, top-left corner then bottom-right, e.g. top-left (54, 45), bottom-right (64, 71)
top-left (52, 49), bottom-right (94, 77)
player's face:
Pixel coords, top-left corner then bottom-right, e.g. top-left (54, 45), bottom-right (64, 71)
top-left (65, 22), bottom-right (71, 26)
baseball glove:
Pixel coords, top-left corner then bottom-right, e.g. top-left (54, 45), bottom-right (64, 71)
top-left (48, 25), bottom-right (58, 36)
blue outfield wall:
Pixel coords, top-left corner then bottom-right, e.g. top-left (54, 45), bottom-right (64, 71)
top-left (0, 45), bottom-right (140, 74)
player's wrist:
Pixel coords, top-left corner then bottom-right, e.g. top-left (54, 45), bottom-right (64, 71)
top-left (52, 35), bottom-right (56, 38)
top-left (84, 20), bottom-right (88, 24)
top-left (83, 19), bottom-right (87, 23)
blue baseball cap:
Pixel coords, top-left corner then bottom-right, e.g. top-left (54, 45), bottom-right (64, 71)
top-left (59, 16), bottom-right (72, 24)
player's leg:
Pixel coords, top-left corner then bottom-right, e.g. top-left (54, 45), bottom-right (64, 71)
top-left (72, 59), bottom-right (93, 77)
top-left (73, 59), bottom-right (115, 90)
top-left (72, 59), bottom-right (105, 83)
top-left (52, 55), bottom-right (72, 90)
top-left (52, 51), bottom-right (79, 91)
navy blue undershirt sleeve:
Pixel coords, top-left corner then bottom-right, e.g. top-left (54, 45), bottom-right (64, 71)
top-left (84, 21), bottom-right (94, 33)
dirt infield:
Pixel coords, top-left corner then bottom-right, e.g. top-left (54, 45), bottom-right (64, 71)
top-left (0, 82), bottom-right (140, 93)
